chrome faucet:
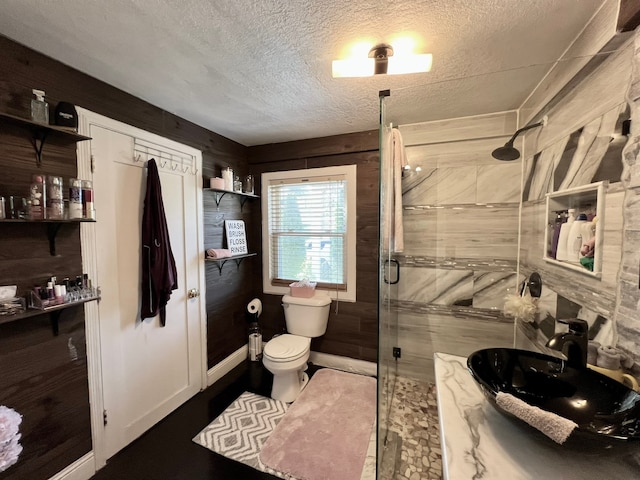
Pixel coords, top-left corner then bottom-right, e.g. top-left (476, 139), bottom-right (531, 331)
top-left (545, 318), bottom-right (588, 369)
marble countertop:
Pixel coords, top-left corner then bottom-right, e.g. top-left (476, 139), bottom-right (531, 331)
top-left (434, 352), bottom-right (640, 479)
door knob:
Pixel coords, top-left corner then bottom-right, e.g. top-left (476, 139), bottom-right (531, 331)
top-left (188, 288), bottom-right (200, 299)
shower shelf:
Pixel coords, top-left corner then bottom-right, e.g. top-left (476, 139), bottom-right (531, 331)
top-left (543, 181), bottom-right (605, 278)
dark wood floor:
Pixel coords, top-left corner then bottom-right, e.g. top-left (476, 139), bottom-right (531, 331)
top-left (91, 361), bottom-right (306, 480)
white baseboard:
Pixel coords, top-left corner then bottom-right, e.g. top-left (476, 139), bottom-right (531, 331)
top-left (48, 452), bottom-right (95, 480)
top-left (207, 344), bottom-right (249, 386)
top-left (310, 351), bottom-right (377, 377)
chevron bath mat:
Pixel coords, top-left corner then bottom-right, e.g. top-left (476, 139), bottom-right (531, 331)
top-left (192, 391), bottom-right (288, 471)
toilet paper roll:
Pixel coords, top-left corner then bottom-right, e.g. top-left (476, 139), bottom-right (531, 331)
top-left (247, 298), bottom-right (262, 317)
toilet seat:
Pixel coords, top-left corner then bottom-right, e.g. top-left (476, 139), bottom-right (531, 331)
top-left (263, 334), bottom-right (310, 363)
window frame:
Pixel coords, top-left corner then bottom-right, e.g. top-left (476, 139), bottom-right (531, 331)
top-left (261, 165), bottom-right (357, 302)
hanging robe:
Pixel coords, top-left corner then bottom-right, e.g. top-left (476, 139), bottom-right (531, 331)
top-left (140, 158), bottom-right (178, 326)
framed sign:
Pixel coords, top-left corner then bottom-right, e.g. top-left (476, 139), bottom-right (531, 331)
top-left (224, 220), bottom-right (248, 255)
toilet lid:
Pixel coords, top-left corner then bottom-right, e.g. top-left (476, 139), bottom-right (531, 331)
top-left (264, 334), bottom-right (310, 362)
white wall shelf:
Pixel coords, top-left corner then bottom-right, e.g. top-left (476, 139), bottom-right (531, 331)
top-left (543, 181), bottom-right (606, 278)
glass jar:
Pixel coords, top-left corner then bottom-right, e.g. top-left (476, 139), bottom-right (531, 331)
top-left (233, 175), bottom-right (243, 192)
top-left (47, 175), bottom-right (64, 219)
top-left (29, 174), bottom-right (46, 220)
top-left (222, 167), bottom-right (234, 191)
top-left (243, 174), bottom-right (254, 194)
top-left (68, 178), bottom-right (83, 219)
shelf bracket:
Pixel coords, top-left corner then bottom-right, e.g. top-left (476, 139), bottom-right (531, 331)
top-left (30, 128), bottom-right (50, 167)
top-left (50, 309), bottom-right (62, 336)
top-left (214, 191), bottom-right (228, 210)
top-left (213, 256), bottom-right (248, 275)
top-left (47, 223), bottom-right (63, 256)
top-left (240, 196), bottom-right (250, 211)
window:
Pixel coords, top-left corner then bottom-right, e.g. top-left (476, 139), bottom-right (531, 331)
top-left (261, 165), bottom-right (357, 302)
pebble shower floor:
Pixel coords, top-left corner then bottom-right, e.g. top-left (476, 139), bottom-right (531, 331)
top-left (383, 376), bottom-right (442, 480)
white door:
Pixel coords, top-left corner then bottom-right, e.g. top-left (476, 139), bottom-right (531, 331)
top-left (77, 111), bottom-right (206, 464)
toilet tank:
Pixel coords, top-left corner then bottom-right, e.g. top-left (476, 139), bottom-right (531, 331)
top-left (282, 293), bottom-right (331, 337)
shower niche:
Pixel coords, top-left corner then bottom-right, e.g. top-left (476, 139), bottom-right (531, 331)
top-left (543, 181), bottom-right (605, 278)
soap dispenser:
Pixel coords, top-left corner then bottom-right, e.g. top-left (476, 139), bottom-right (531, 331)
top-left (31, 89), bottom-right (49, 124)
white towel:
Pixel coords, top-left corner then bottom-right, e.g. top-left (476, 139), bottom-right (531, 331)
top-left (382, 127), bottom-right (408, 253)
top-left (496, 392), bottom-right (577, 444)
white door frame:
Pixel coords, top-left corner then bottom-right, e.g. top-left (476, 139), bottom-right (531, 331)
top-left (76, 108), bottom-right (207, 470)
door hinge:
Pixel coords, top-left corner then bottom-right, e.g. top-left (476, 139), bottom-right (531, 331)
top-left (103, 409), bottom-right (108, 426)
top-left (393, 347), bottom-right (401, 359)
top-left (91, 155), bottom-right (95, 173)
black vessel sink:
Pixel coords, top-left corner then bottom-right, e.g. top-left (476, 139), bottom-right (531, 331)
top-left (467, 348), bottom-right (640, 442)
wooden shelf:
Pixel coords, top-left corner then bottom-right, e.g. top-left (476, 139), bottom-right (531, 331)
top-left (204, 188), bottom-right (259, 211)
top-left (0, 218), bottom-right (96, 255)
top-left (0, 294), bottom-right (100, 335)
top-left (0, 218), bottom-right (96, 224)
top-left (0, 111), bottom-right (92, 165)
top-left (205, 252), bottom-right (257, 274)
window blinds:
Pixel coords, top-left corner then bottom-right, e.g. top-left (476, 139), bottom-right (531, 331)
top-left (267, 174), bottom-right (347, 289)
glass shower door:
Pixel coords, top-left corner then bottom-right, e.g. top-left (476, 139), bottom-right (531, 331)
top-left (377, 92), bottom-right (400, 479)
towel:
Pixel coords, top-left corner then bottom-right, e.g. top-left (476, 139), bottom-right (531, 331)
top-left (597, 345), bottom-right (621, 370)
top-left (206, 248), bottom-right (232, 259)
top-left (587, 341), bottom-right (600, 366)
top-left (496, 392), bottom-right (577, 444)
top-left (382, 127), bottom-right (408, 253)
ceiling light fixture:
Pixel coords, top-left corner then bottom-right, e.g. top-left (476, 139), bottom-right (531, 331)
top-left (332, 42), bottom-right (432, 78)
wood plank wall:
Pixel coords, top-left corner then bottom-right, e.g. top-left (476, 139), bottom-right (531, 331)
top-left (0, 35), bottom-right (248, 479)
top-left (247, 131), bottom-right (380, 362)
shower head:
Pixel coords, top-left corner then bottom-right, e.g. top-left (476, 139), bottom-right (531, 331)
top-left (491, 118), bottom-right (547, 161)
top-left (491, 142), bottom-right (521, 161)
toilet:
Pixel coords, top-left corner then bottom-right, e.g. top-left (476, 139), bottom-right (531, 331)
top-left (262, 293), bottom-right (331, 402)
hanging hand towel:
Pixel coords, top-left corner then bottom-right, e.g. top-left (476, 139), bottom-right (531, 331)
top-left (382, 127), bottom-right (408, 253)
top-left (141, 158), bottom-right (178, 326)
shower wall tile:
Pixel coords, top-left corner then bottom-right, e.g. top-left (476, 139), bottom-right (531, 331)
top-left (436, 167), bottom-right (477, 204)
top-left (397, 267), bottom-right (473, 306)
top-left (402, 168), bottom-right (438, 205)
top-left (525, 137), bottom-right (569, 200)
top-left (557, 106), bottom-right (624, 190)
top-left (471, 271), bottom-right (518, 310)
top-left (399, 111), bottom-right (517, 147)
top-left (395, 309), bottom-right (514, 384)
top-left (403, 205), bottom-right (520, 261)
top-left (404, 137), bottom-right (507, 168)
top-left (476, 163), bottom-right (522, 203)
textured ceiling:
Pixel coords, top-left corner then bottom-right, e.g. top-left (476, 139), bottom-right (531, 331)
top-left (0, 0), bottom-right (609, 146)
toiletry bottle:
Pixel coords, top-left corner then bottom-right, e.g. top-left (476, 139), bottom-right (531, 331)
top-left (68, 178), bottom-right (83, 219)
top-left (556, 208), bottom-right (575, 262)
top-left (29, 174), bottom-right (46, 220)
top-left (580, 217), bottom-right (595, 249)
top-left (549, 211), bottom-right (565, 259)
top-left (31, 89), bottom-right (49, 124)
top-left (82, 180), bottom-right (95, 219)
top-left (567, 213), bottom-right (587, 262)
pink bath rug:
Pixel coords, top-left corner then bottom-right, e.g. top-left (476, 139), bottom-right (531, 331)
top-left (260, 368), bottom-right (376, 480)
